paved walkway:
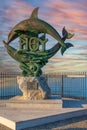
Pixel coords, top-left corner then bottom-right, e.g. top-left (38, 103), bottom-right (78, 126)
top-left (0, 115), bottom-right (87, 130)
top-left (26, 115), bottom-right (87, 130)
top-left (0, 98), bottom-right (87, 130)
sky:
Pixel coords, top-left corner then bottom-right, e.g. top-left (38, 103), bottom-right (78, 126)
top-left (0, 0), bottom-right (87, 73)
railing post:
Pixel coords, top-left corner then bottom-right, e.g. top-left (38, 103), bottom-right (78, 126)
top-left (61, 74), bottom-right (64, 97)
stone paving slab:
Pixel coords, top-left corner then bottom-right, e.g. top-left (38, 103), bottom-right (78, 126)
top-left (0, 98), bottom-right (87, 130)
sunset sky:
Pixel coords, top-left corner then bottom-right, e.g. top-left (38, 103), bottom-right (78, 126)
top-left (0, 0), bottom-right (87, 73)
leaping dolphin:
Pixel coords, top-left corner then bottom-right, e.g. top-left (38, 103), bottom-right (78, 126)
top-left (7, 7), bottom-right (71, 51)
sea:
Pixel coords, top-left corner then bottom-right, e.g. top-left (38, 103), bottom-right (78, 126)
top-left (0, 74), bottom-right (87, 100)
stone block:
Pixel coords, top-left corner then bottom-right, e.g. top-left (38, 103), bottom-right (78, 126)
top-left (17, 76), bottom-right (51, 100)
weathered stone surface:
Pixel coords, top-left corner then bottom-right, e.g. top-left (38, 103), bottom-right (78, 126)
top-left (17, 76), bottom-right (51, 100)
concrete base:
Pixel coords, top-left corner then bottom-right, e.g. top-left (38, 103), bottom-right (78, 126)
top-left (5, 95), bottom-right (62, 109)
top-left (0, 98), bottom-right (87, 130)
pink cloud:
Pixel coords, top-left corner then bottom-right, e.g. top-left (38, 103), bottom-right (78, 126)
top-left (1, 0), bottom-right (33, 43)
top-left (4, 0), bottom-right (33, 24)
top-left (45, 56), bottom-right (87, 73)
top-left (43, 0), bottom-right (87, 40)
top-left (1, 0), bottom-right (87, 41)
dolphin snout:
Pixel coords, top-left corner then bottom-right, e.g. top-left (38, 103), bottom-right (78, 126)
top-left (8, 31), bottom-right (18, 44)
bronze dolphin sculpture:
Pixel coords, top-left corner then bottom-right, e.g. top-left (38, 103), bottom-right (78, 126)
top-left (7, 7), bottom-right (72, 52)
top-left (3, 26), bottom-right (74, 62)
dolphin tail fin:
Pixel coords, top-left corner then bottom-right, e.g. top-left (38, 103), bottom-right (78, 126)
top-left (62, 27), bottom-right (74, 39)
top-left (61, 43), bottom-right (73, 55)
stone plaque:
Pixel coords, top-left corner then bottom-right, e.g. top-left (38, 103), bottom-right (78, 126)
top-left (27, 81), bottom-right (38, 90)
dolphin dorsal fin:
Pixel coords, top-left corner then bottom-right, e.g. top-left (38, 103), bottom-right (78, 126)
top-left (30, 7), bottom-right (39, 19)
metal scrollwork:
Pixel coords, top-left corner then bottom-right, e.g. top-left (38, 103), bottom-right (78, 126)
top-left (30, 63), bottom-right (38, 72)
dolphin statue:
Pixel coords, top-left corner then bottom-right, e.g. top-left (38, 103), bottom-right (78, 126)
top-left (6, 7), bottom-right (72, 53)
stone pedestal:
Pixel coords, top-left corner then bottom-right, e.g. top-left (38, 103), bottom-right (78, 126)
top-left (17, 76), bottom-right (51, 100)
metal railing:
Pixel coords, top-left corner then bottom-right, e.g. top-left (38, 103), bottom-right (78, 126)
top-left (45, 72), bottom-right (87, 100)
top-left (0, 72), bottom-right (87, 100)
